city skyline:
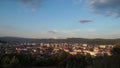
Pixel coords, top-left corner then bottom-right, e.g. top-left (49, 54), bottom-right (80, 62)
top-left (0, 0), bottom-right (120, 39)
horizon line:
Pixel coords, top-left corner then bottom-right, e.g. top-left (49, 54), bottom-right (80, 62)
top-left (0, 36), bottom-right (120, 40)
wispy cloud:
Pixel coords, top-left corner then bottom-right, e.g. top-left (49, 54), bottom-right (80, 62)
top-left (73, 0), bottom-right (82, 4)
top-left (87, 29), bottom-right (96, 32)
top-left (48, 30), bottom-right (57, 34)
top-left (79, 19), bottom-right (92, 24)
top-left (10, 0), bottom-right (45, 11)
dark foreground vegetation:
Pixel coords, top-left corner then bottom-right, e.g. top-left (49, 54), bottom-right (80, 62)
top-left (0, 43), bottom-right (120, 68)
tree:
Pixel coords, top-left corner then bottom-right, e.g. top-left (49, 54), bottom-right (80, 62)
top-left (0, 55), bottom-right (21, 68)
top-left (10, 56), bottom-right (20, 68)
top-left (1, 56), bottom-right (11, 68)
top-left (111, 43), bottom-right (120, 55)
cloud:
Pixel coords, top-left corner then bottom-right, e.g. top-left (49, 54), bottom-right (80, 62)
top-left (48, 30), bottom-right (57, 34)
top-left (89, 0), bottom-right (120, 17)
top-left (10, 0), bottom-right (45, 11)
top-left (17, 0), bottom-right (43, 5)
top-left (73, 0), bottom-right (82, 4)
top-left (79, 19), bottom-right (92, 24)
top-left (87, 29), bottom-right (96, 32)
top-left (74, 29), bottom-right (81, 32)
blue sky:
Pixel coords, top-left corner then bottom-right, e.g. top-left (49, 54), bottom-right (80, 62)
top-left (0, 0), bottom-right (120, 39)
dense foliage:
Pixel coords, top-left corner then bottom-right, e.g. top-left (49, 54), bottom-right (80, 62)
top-left (0, 50), bottom-right (120, 68)
top-left (0, 51), bottom-right (92, 68)
top-left (111, 43), bottom-right (120, 55)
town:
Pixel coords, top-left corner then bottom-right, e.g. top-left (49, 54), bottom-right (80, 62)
top-left (0, 41), bottom-right (114, 58)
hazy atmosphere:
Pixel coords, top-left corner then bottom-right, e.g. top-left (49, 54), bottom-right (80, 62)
top-left (0, 0), bottom-right (120, 39)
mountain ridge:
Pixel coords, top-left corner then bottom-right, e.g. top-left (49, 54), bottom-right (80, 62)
top-left (0, 36), bottom-right (120, 45)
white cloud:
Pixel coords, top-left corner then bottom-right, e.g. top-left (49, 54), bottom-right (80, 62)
top-left (87, 29), bottom-right (96, 32)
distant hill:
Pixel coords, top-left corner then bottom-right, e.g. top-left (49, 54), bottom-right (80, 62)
top-left (0, 40), bottom-right (7, 43)
top-left (0, 37), bottom-right (120, 45)
top-left (0, 37), bottom-right (34, 42)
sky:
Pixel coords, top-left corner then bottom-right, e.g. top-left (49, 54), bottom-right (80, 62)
top-left (0, 0), bottom-right (120, 39)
